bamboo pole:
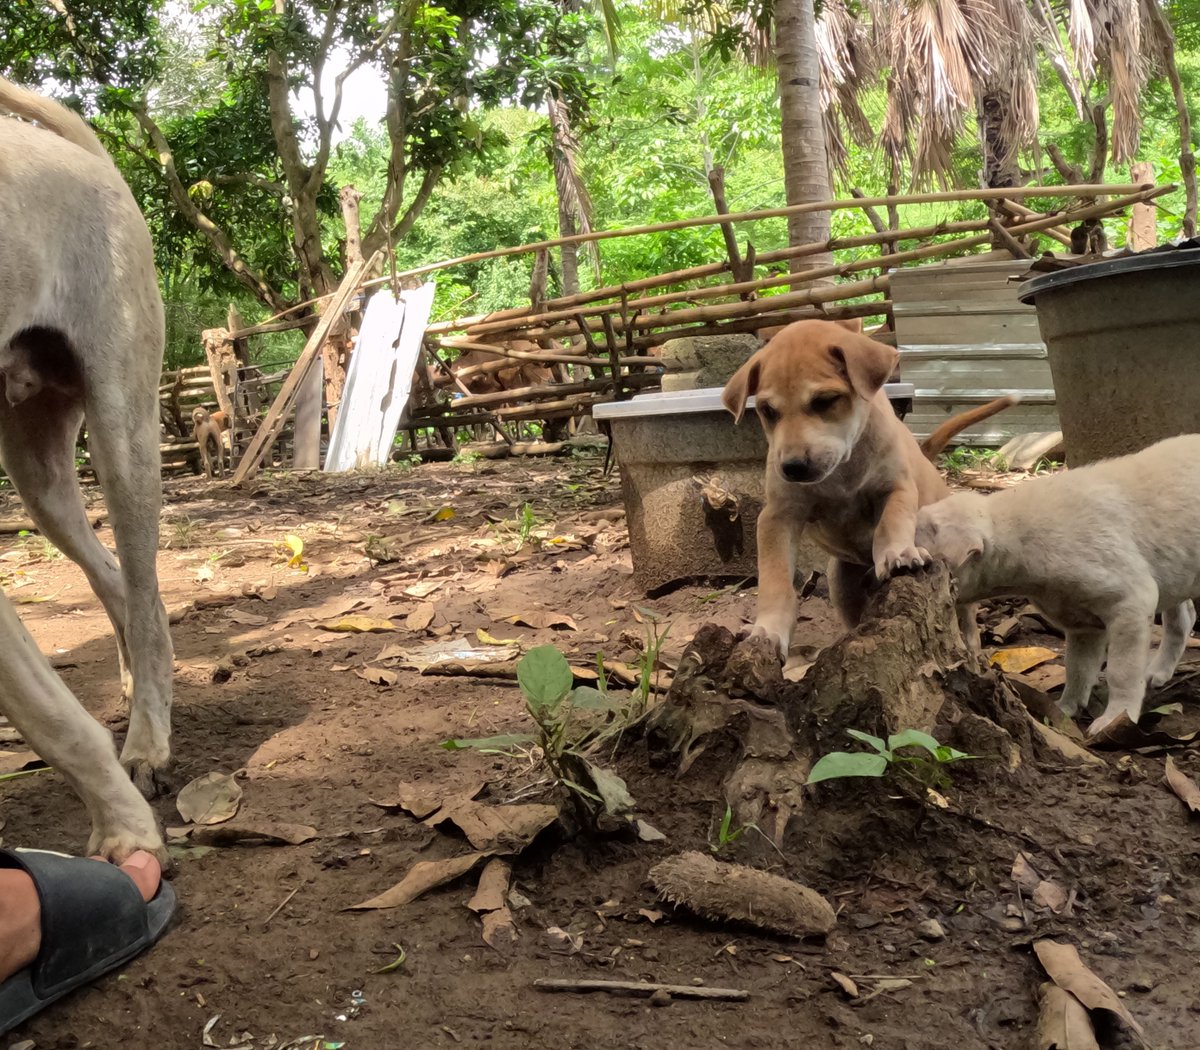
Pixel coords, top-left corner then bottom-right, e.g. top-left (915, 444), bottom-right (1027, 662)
top-left (255, 183), bottom-right (1159, 326)
top-left (468, 186), bottom-right (1169, 343)
top-left (998, 199), bottom-right (1073, 246)
top-left (421, 372), bottom-right (661, 413)
top-left (436, 339), bottom-right (661, 370)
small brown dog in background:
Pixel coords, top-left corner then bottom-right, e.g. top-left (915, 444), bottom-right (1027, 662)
top-left (723, 318), bottom-right (1017, 659)
top-left (192, 406), bottom-right (230, 479)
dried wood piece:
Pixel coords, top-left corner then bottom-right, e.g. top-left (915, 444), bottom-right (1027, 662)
top-left (533, 979), bottom-right (749, 1002)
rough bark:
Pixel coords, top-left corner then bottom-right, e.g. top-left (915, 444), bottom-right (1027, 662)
top-left (1129, 161), bottom-right (1158, 249)
top-left (646, 565), bottom-right (1043, 852)
top-left (775, 0), bottom-right (833, 271)
top-left (977, 87), bottom-right (1022, 189)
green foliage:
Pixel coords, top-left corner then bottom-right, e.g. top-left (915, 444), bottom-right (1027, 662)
top-left (444, 644), bottom-right (640, 831)
top-left (808, 728), bottom-right (973, 792)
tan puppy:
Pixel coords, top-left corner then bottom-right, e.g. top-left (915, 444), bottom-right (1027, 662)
top-left (192, 406), bottom-right (229, 479)
top-left (723, 318), bottom-right (1016, 657)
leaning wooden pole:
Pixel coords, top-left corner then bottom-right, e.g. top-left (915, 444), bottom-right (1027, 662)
top-left (230, 252), bottom-right (379, 486)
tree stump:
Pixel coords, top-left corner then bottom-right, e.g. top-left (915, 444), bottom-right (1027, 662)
top-left (646, 564), bottom-right (1042, 848)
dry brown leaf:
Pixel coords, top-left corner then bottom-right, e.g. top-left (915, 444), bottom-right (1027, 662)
top-left (1026, 718), bottom-right (1106, 766)
top-left (319, 614), bottom-right (396, 633)
top-left (0, 751), bottom-right (43, 776)
top-left (1014, 664), bottom-right (1069, 692)
top-left (1033, 940), bottom-right (1144, 1039)
top-left (185, 820), bottom-right (318, 847)
top-left (405, 603), bottom-right (436, 632)
top-left (467, 858), bottom-right (513, 914)
top-left (1165, 756), bottom-right (1200, 814)
top-left (356, 666), bottom-right (398, 686)
top-left (481, 905), bottom-right (518, 950)
top-left (1035, 982), bottom-right (1100, 1050)
top-left (830, 972), bottom-right (859, 999)
top-left (348, 852), bottom-right (490, 910)
top-left (1012, 852), bottom-right (1042, 894)
top-left (176, 771), bottom-right (242, 825)
top-left (1032, 880), bottom-right (1071, 914)
top-left (503, 611), bottom-right (578, 631)
top-left (226, 608), bottom-right (269, 627)
top-left (424, 795), bottom-right (558, 853)
top-left (991, 647), bottom-right (1060, 674)
top-left (403, 580), bottom-right (445, 599)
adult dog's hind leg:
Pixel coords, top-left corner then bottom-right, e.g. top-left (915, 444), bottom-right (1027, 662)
top-left (0, 394), bottom-right (134, 699)
top-left (83, 366), bottom-right (174, 797)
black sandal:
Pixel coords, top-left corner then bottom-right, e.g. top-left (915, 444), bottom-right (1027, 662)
top-left (0, 848), bottom-right (175, 1034)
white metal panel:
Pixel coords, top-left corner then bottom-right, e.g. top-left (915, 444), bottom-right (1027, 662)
top-left (323, 283), bottom-right (436, 472)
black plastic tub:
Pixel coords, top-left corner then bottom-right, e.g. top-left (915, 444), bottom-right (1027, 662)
top-left (1019, 248), bottom-right (1200, 465)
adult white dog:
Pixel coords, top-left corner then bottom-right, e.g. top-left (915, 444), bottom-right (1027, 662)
top-left (0, 77), bottom-right (173, 859)
top-left (916, 434), bottom-right (1200, 736)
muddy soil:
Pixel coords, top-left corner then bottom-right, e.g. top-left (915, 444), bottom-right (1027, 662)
top-left (2, 450), bottom-right (1198, 1049)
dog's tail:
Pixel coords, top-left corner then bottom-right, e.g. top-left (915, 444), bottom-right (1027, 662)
top-left (920, 394), bottom-right (1021, 460)
top-left (0, 75), bottom-right (110, 163)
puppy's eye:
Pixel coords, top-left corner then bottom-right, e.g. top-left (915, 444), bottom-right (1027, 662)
top-left (810, 393), bottom-right (843, 413)
top-left (757, 401), bottom-right (779, 424)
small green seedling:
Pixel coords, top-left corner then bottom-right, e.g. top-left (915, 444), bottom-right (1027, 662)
top-left (710, 805), bottom-right (747, 854)
top-left (808, 729), bottom-right (973, 792)
top-left (442, 645), bottom-right (636, 829)
top-left (373, 943), bottom-right (407, 974)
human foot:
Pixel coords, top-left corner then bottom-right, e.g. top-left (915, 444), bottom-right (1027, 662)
top-left (0, 851), bottom-right (161, 983)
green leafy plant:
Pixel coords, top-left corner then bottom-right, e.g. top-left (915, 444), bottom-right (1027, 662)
top-left (807, 729), bottom-right (973, 792)
top-left (17, 530), bottom-right (62, 561)
top-left (443, 645), bottom-right (636, 830)
top-left (709, 804), bottom-right (746, 854)
top-left (633, 606), bottom-right (671, 715)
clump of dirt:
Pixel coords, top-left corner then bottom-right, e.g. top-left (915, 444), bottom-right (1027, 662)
top-left (0, 452), bottom-right (1197, 1048)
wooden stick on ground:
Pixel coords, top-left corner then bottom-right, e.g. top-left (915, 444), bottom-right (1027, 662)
top-left (533, 979), bottom-right (749, 1002)
top-left (230, 251), bottom-right (379, 486)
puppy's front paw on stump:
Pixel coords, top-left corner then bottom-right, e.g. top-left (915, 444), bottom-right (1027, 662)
top-left (875, 545), bottom-right (931, 581)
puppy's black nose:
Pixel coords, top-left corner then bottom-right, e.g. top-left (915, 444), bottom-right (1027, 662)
top-left (781, 458), bottom-right (818, 482)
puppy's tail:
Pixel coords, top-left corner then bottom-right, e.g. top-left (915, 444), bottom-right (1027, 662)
top-left (920, 394), bottom-right (1021, 460)
top-left (0, 75), bottom-right (110, 163)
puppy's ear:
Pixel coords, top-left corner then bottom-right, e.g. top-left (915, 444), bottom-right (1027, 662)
top-left (832, 317), bottom-right (863, 334)
top-left (830, 335), bottom-right (899, 399)
top-left (722, 352), bottom-right (763, 423)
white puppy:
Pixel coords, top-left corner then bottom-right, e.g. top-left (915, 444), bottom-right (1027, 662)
top-left (915, 434), bottom-right (1200, 735)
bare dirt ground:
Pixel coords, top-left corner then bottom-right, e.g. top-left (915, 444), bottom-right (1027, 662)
top-left (2, 449), bottom-right (1200, 1049)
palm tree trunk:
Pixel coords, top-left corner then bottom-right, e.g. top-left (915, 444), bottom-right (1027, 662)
top-left (775, 0), bottom-right (832, 271)
top-left (977, 88), bottom-right (1021, 188)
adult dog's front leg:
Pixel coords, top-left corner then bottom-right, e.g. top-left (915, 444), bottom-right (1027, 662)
top-left (872, 479), bottom-right (930, 580)
top-left (1147, 600), bottom-right (1195, 687)
top-left (0, 593), bottom-right (165, 863)
top-left (751, 505), bottom-right (800, 659)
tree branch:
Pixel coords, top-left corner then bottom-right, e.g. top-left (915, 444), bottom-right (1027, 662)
top-left (131, 104), bottom-right (287, 312)
top-left (211, 173), bottom-right (287, 195)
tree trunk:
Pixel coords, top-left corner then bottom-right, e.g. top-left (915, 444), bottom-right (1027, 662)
top-left (1142, 0), bottom-right (1197, 237)
top-left (775, 0), bottom-right (832, 271)
top-left (976, 88), bottom-right (1021, 189)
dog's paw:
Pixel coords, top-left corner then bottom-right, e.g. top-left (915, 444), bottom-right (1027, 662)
top-left (121, 755), bottom-right (175, 800)
top-left (749, 622), bottom-right (790, 662)
top-left (874, 545), bottom-right (931, 581)
top-left (1086, 704), bottom-right (1140, 739)
top-left (1146, 665), bottom-right (1175, 689)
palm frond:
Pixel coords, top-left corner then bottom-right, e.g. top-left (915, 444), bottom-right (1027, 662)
top-left (816, 0), bottom-right (878, 176)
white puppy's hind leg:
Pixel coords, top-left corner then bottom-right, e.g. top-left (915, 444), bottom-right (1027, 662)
top-left (1088, 604), bottom-right (1154, 735)
top-left (1147, 600), bottom-right (1196, 688)
top-left (1059, 630), bottom-right (1106, 717)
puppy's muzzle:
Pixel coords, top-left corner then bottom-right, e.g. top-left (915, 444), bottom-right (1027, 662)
top-left (780, 457), bottom-right (823, 483)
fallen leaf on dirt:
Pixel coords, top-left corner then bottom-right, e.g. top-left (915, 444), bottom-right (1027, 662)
top-left (371, 779), bottom-right (485, 819)
top-left (581, 759), bottom-right (635, 816)
top-left (544, 926), bottom-right (583, 954)
top-left (1032, 880), bottom-right (1071, 913)
top-left (319, 614), bottom-right (397, 633)
top-left (403, 580), bottom-right (445, 599)
top-left (635, 820), bottom-right (666, 842)
top-left (195, 563), bottom-right (215, 584)
top-left (179, 820), bottom-right (318, 847)
top-left (281, 533), bottom-right (306, 569)
top-left (176, 771), bottom-right (243, 825)
top-left (468, 858), bottom-right (513, 914)
top-left (476, 628), bottom-right (521, 647)
top-left (405, 603), bottom-right (436, 631)
top-left (424, 795), bottom-right (558, 853)
top-left (1088, 712), bottom-right (1198, 750)
top-left (1014, 664), bottom-right (1068, 692)
top-left (1033, 940), bottom-right (1144, 1039)
top-left (356, 666), bottom-right (398, 686)
top-left (482, 906), bottom-right (518, 950)
top-left (425, 505), bottom-right (456, 523)
top-left (1164, 756), bottom-right (1200, 814)
top-left (1012, 852), bottom-right (1041, 894)
top-left (637, 908), bottom-right (664, 924)
top-left (393, 637), bottom-right (517, 672)
top-left (601, 661), bottom-right (640, 686)
top-left (991, 647), bottom-right (1060, 674)
top-left (503, 611), bottom-right (578, 631)
top-left (226, 608), bottom-right (269, 627)
top-left (830, 972), bottom-right (859, 999)
top-left (348, 852), bottom-right (490, 910)
top-left (859, 978), bottom-right (913, 1003)
top-left (1035, 982), bottom-right (1099, 1050)
top-left (0, 751), bottom-right (44, 776)
top-left (1026, 718), bottom-right (1105, 766)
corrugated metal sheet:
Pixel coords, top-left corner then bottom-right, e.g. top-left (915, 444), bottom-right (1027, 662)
top-left (890, 257), bottom-right (1060, 446)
